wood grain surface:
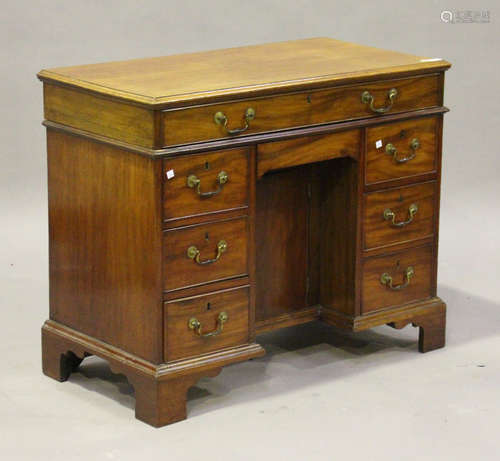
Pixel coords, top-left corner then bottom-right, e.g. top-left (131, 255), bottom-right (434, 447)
top-left (46, 130), bottom-right (163, 362)
top-left (255, 167), bottom-right (311, 322)
top-left (258, 129), bottom-right (360, 177)
top-left (38, 38), bottom-right (450, 107)
top-left (163, 217), bottom-right (248, 292)
top-left (43, 84), bottom-right (155, 147)
top-left (162, 75), bottom-right (440, 145)
top-left (365, 116), bottom-right (438, 185)
top-left (361, 245), bottom-right (433, 314)
top-left (363, 182), bottom-right (436, 250)
top-left (164, 286), bottom-right (249, 361)
top-left (163, 148), bottom-right (248, 221)
top-left (319, 158), bottom-right (361, 316)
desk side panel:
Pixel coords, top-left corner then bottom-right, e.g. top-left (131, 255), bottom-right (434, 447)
top-left (319, 157), bottom-right (361, 316)
top-left (255, 166), bottom-right (311, 321)
top-left (43, 84), bottom-right (156, 148)
top-left (47, 130), bottom-right (163, 363)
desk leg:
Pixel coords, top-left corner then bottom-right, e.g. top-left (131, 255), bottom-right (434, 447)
top-left (387, 301), bottom-right (446, 353)
top-left (41, 324), bottom-right (222, 426)
top-left (42, 321), bottom-right (263, 426)
top-left (413, 302), bottom-right (446, 353)
top-left (42, 327), bottom-right (85, 381)
top-left (131, 369), bottom-right (221, 428)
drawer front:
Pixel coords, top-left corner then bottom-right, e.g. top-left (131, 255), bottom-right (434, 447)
top-left (361, 245), bottom-right (433, 314)
top-left (365, 116), bottom-right (438, 185)
top-left (162, 75), bottom-right (440, 146)
top-left (363, 182), bottom-right (436, 250)
top-left (163, 217), bottom-right (248, 291)
top-left (257, 129), bottom-right (360, 177)
top-left (165, 287), bottom-right (249, 361)
top-left (163, 148), bottom-right (248, 221)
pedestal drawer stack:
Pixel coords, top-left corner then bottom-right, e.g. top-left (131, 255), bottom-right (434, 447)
top-left (361, 115), bottom-right (441, 314)
top-left (162, 148), bottom-right (254, 362)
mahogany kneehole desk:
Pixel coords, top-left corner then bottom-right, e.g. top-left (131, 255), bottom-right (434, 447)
top-left (38, 38), bottom-right (451, 427)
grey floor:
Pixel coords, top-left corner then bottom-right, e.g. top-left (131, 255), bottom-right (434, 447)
top-left (1, 192), bottom-right (499, 461)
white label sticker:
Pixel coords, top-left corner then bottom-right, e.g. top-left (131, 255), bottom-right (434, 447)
top-left (375, 140), bottom-right (383, 149)
top-left (166, 169), bottom-right (175, 179)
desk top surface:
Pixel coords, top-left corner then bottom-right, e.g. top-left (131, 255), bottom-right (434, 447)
top-left (38, 38), bottom-right (450, 107)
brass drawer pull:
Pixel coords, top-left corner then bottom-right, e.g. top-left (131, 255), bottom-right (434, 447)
top-left (385, 138), bottom-right (420, 163)
top-left (187, 240), bottom-right (227, 265)
top-left (188, 312), bottom-right (228, 337)
top-left (380, 266), bottom-right (414, 291)
top-left (214, 107), bottom-right (255, 135)
top-left (361, 88), bottom-right (398, 113)
top-left (187, 171), bottom-right (228, 197)
top-left (383, 203), bottom-right (418, 227)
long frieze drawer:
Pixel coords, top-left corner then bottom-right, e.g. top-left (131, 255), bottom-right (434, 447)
top-left (365, 116), bottom-right (438, 185)
top-left (361, 245), bottom-right (433, 314)
top-left (257, 129), bottom-right (360, 177)
top-left (164, 287), bottom-right (250, 361)
top-left (363, 182), bottom-right (436, 250)
top-left (163, 148), bottom-right (249, 222)
top-left (163, 217), bottom-right (248, 292)
top-left (161, 75), bottom-right (441, 146)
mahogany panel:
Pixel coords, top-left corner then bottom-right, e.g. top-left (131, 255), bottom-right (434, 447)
top-left (164, 287), bottom-right (250, 361)
top-left (363, 182), bottom-right (436, 250)
top-left (255, 166), bottom-right (311, 321)
top-left (163, 217), bottom-right (248, 291)
top-left (162, 75), bottom-right (441, 146)
top-left (257, 129), bottom-right (360, 177)
top-left (365, 116), bottom-right (437, 185)
top-left (319, 158), bottom-right (360, 316)
top-left (163, 148), bottom-right (249, 221)
top-left (247, 147), bottom-right (258, 342)
top-left (43, 84), bottom-right (155, 147)
top-left (163, 278), bottom-right (249, 301)
top-left (361, 245), bottom-right (433, 314)
top-left (38, 38), bottom-right (450, 108)
top-left (47, 130), bottom-right (163, 362)
top-left (255, 306), bottom-right (321, 334)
